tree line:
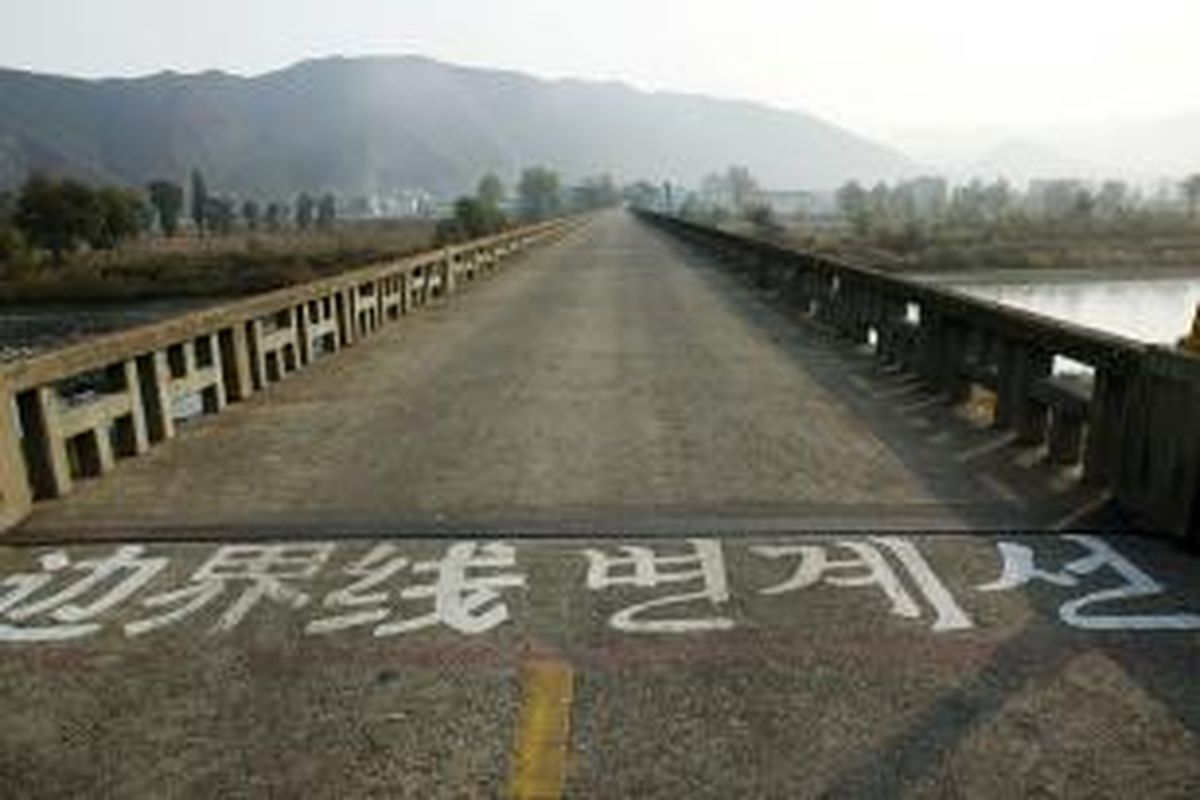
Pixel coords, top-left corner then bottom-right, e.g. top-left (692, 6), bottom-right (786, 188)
top-left (175, 171), bottom-right (337, 238)
top-left (438, 166), bottom-right (622, 243)
top-left (666, 166), bottom-right (1200, 250)
top-left (1, 162), bottom-right (635, 264)
top-left (0, 169), bottom-right (341, 264)
top-left (830, 173), bottom-right (1200, 250)
top-left (674, 165), bottom-right (781, 236)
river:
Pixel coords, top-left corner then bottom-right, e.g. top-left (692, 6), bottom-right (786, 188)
top-left (0, 300), bottom-right (213, 363)
top-left (926, 269), bottom-right (1200, 345)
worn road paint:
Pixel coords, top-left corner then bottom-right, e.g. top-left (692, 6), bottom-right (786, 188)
top-left (3, 536), bottom-right (1199, 643)
top-left (508, 658), bottom-right (575, 800)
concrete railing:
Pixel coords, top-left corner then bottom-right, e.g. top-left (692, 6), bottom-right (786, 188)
top-left (639, 210), bottom-right (1200, 544)
top-left (0, 218), bottom-right (579, 531)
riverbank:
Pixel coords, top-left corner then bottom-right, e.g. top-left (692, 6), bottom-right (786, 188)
top-left (0, 221), bottom-right (437, 361)
top-left (0, 299), bottom-right (217, 363)
top-left (912, 264), bottom-right (1200, 285)
top-left (0, 221), bottom-right (436, 305)
top-left (742, 218), bottom-right (1200, 277)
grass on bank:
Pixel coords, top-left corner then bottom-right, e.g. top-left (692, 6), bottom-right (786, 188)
top-left (0, 220), bottom-right (437, 304)
top-left (722, 217), bottom-right (1200, 274)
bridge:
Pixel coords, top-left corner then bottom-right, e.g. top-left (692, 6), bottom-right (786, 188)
top-left (1, 212), bottom-right (1198, 797)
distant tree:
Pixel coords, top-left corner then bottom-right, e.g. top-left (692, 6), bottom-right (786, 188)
top-left (1096, 180), bottom-right (1129, 219)
top-left (93, 187), bottom-right (148, 249)
top-left (745, 202), bottom-right (781, 237)
top-left (147, 180), bottom-right (184, 236)
top-left (836, 181), bottom-right (871, 236)
top-left (1071, 188), bottom-right (1096, 227)
top-left (0, 225), bottom-right (23, 262)
top-left (204, 197), bottom-right (236, 235)
top-left (981, 179), bottom-right (1013, 223)
top-left (346, 195), bottom-right (373, 218)
top-left (453, 197), bottom-right (489, 239)
top-left (441, 184), bottom-right (507, 244)
top-left (699, 172), bottom-right (728, 210)
top-left (949, 179), bottom-right (990, 227)
top-left (14, 175), bottom-right (100, 262)
top-left (190, 169), bottom-right (208, 235)
top-left (571, 174), bottom-right (620, 211)
top-left (517, 166), bottom-right (561, 220)
top-left (869, 182), bottom-right (891, 221)
top-left (478, 180), bottom-right (508, 232)
top-left (477, 173), bottom-right (505, 208)
top-left (623, 180), bottom-right (661, 209)
top-left (724, 166), bottom-right (761, 213)
top-left (679, 194), bottom-right (703, 220)
top-left (0, 190), bottom-right (19, 260)
top-left (316, 193), bottom-right (337, 229)
top-left (241, 199), bottom-right (260, 231)
top-left (0, 189), bottom-right (24, 262)
top-left (265, 201), bottom-right (287, 231)
top-left (1183, 174), bottom-right (1200, 219)
top-left (295, 193), bottom-right (315, 230)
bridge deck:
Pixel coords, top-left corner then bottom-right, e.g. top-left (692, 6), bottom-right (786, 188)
top-left (5, 213), bottom-right (1199, 799)
top-left (16, 211), bottom-right (1104, 538)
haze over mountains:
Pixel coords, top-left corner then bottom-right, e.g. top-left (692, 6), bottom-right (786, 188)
top-left (890, 115), bottom-right (1200, 186)
top-left (0, 55), bottom-right (917, 199)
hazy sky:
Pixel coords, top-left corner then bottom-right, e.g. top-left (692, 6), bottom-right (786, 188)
top-left (2, 0), bottom-right (1197, 138)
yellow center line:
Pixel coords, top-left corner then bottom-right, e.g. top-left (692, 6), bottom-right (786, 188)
top-left (508, 657), bottom-right (576, 800)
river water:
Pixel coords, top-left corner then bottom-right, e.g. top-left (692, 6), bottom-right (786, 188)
top-left (932, 271), bottom-right (1200, 345)
top-left (0, 300), bottom-right (212, 363)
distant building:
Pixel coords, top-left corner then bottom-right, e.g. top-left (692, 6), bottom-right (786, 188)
top-left (342, 189), bottom-right (436, 219)
top-left (766, 190), bottom-right (835, 217)
top-left (903, 177), bottom-right (948, 219)
top-left (1026, 179), bottom-right (1088, 218)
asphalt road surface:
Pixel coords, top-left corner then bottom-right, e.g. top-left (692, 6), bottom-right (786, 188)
top-left (16, 212), bottom-right (1108, 537)
top-left (2, 212), bottom-right (1198, 798)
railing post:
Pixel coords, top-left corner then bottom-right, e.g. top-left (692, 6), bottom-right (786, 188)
top-left (93, 418), bottom-right (116, 475)
top-left (939, 320), bottom-right (972, 403)
top-left (1113, 349), bottom-right (1200, 541)
top-left (813, 271), bottom-right (835, 324)
top-left (843, 280), bottom-right (871, 344)
top-left (753, 250), bottom-right (772, 289)
top-left (202, 334), bottom-right (228, 414)
top-left (296, 302), bottom-right (312, 365)
top-left (137, 351), bottom-right (177, 443)
top-left (995, 341), bottom-right (1052, 443)
top-left (915, 307), bottom-right (944, 387)
top-left (1047, 406), bottom-right (1087, 465)
top-left (1083, 363), bottom-right (1132, 486)
top-left (219, 325), bottom-right (255, 402)
top-left (336, 290), bottom-right (356, 348)
top-left (119, 359), bottom-right (150, 456)
top-left (0, 380), bottom-right (33, 528)
top-left (16, 387), bottom-right (72, 499)
top-left (785, 258), bottom-right (810, 310)
top-left (245, 318), bottom-right (268, 388)
top-left (874, 297), bottom-right (908, 365)
top-left (443, 248), bottom-right (457, 294)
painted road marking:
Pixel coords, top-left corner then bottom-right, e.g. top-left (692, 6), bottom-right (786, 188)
top-left (2, 536), bottom-right (1199, 643)
top-left (508, 658), bottom-right (575, 800)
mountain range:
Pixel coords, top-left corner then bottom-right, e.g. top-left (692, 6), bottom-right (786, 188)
top-left (0, 55), bottom-right (916, 199)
